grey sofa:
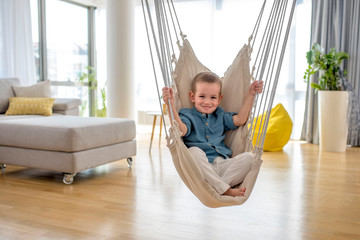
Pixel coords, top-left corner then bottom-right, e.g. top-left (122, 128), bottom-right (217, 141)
top-left (0, 78), bottom-right (136, 184)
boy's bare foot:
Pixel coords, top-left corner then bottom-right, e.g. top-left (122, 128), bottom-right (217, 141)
top-left (223, 187), bottom-right (246, 197)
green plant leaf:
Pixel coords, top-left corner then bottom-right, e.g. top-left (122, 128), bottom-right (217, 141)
top-left (337, 51), bottom-right (349, 61)
top-left (306, 50), bottom-right (313, 64)
top-left (312, 43), bottom-right (323, 53)
top-left (311, 83), bottom-right (322, 91)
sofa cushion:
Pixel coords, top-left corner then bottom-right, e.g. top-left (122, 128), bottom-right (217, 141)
top-left (13, 80), bottom-right (52, 98)
top-left (0, 116), bottom-right (136, 152)
top-left (53, 98), bottom-right (82, 111)
top-left (6, 97), bottom-right (55, 116)
top-left (0, 78), bottom-right (20, 114)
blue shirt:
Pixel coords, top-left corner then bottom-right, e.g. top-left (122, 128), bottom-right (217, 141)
top-left (179, 107), bottom-right (238, 163)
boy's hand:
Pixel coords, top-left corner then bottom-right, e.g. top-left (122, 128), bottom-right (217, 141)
top-left (162, 87), bottom-right (175, 106)
top-left (249, 80), bottom-right (264, 95)
top-left (162, 86), bottom-right (187, 135)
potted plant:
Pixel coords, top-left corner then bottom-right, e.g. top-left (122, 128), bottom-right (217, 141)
top-left (304, 43), bottom-right (349, 152)
top-left (78, 66), bottom-right (107, 117)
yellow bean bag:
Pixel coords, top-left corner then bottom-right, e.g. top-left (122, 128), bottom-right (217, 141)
top-left (250, 103), bottom-right (293, 151)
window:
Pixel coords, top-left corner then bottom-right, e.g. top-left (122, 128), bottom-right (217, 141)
top-left (46, 0), bottom-right (88, 84)
top-left (30, 0), bottom-right (96, 116)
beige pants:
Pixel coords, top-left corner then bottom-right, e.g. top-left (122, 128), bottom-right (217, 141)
top-left (188, 147), bottom-right (254, 195)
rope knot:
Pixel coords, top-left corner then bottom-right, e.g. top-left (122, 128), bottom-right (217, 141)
top-left (248, 35), bottom-right (253, 45)
top-left (250, 66), bottom-right (256, 78)
top-left (171, 54), bottom-right (177, 64)
top-left (180, 31), bottom-right (187, 40)
top-left (176, 40), bottom-right (182, 49)
top-left (253, 146), bottom-right (263, 160)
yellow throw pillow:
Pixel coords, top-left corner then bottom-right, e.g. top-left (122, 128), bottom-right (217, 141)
top-left (250, 103), bottom-right (293, 151)
top-left (5, 97), bottom-right (55, 116)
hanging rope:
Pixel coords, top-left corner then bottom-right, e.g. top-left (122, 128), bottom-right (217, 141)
top-left (250, 0), bottom-right (288, 149)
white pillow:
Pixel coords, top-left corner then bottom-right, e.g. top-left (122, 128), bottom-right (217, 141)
top-left (12, 80), bottom-right (52, 98)
top-left (0, 78), bottom-right (20, 114)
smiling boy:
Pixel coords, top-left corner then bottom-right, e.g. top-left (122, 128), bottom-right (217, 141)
top-left (162, 72), bottom-right (263, 196)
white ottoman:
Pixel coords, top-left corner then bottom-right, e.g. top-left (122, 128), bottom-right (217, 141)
top-left (0, 115), bottom-right (136, 184)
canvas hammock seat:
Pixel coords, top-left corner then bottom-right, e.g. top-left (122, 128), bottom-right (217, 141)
top-left (142, 0), bottom-right (296, 208)
top-left (166, 39), bottom-right (262, 207)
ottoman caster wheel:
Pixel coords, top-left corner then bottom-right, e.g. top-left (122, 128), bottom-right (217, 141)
top-left (63, 173), bottom-right (76, 184)
top-left (0, 164), bottom-right (6, 173)
top-left (127, 158), bottom-right (133, 168)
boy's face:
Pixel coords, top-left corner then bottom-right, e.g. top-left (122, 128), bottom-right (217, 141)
top-left (189, 82), bottom-right (223, 114)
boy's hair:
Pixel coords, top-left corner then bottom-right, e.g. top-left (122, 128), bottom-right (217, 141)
top-left (191, 72), bottom-right (222, 95)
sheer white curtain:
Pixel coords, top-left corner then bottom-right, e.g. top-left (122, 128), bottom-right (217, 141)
top-left (0, 0), bottom-right (36, 85)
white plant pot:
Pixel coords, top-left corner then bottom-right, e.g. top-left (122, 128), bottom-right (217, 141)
top-left (318, 91), bottom-right (348, 152)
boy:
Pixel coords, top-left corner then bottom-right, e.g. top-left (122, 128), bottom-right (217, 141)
top-left (162, 72), bottom-right (263, 196)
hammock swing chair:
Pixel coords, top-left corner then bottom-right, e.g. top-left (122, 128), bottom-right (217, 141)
top-left (142, 0), bottom-right (296, 208)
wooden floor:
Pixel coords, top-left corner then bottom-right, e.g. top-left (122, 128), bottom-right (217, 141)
top-left (0, 125), bottom-right (359, 240)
